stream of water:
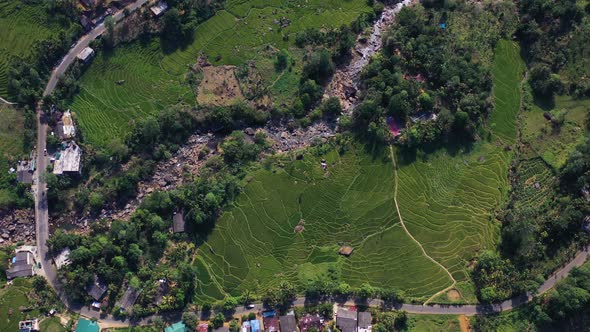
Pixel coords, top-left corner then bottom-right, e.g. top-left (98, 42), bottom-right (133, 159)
top-left (327, 0), bottom-right (414, 113)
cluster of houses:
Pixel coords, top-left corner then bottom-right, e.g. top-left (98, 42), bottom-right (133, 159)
top-left (165, 308), bottom-right (371, 332)
top-left (51, 110), bottom-right (83, 176)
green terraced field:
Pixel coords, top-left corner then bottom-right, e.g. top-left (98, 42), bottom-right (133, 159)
top-left (191, 40), bottom-right (524, 302)
top-left (194, 146), bottom-right (452, 302)
top-left (0, 0), bottom-right (61, 98)
top-left (70, 0), bottom-right (372, 146)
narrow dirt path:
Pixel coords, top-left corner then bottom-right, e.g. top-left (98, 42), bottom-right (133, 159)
top-left (388, 145), bottom-right (457, 304)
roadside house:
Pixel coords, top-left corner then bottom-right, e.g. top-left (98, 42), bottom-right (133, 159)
top-left (279, 314), bottom-right (297, 332)
top-left (150, 1), bottom-right (168, 17)
top-left (336, 308), bottom-right (358, 332)
top-left (262, 311), bottom-right (280, 332)
top-left (16, 160), bottom-right (34, 184)
top-left (357, 312), bottom-right (372, 332)
top-left (87, 275), bottom-right (108, 301)
top-left (299, 314), bottom-right (323, 332)
top-left (57, 110), bottom-right (76, 140)
top-left (116, 286), bottom-right (141, 312)
top-left (6, 250), bottom-right (35, 279)
top-left (197, 323), bottom-right (209, 332)
top-left (80, 15), bottom-right (93, 32)
top-left (250, 319), bottom-right (261, 332)
top-left (54, 247), bottom-right (71, 269)
top-left (53, 141), bottom-right (82, 175)
top-left (77, 47), bottom-right (95, 63)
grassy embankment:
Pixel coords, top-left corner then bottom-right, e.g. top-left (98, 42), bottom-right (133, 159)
top-left (69, 0), bottom-right (372, 146)
top-left (0, 0), bottom-right (62, 98)
top-left (0, 105), bottom-right (25, 207)
top-left (0, 279), bottom-right (40, 332)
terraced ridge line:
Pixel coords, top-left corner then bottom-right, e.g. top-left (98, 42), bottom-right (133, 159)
top-left (389, 145), bottom-right (457, 304)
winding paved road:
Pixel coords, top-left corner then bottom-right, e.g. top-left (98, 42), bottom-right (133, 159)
top-left (31, 0), bottom-right (590, 326)
top-left (34, 0), bottom-right (151, 317)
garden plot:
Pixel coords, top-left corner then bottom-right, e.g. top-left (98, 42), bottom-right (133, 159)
top-left (197, 66), bottom-right (244, 106)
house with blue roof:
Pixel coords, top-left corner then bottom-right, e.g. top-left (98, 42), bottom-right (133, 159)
top-left (250, 319), bottom-right (261, 332)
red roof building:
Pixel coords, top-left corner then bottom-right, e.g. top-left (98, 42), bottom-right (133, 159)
top-left (299, 314), bottom-right (323, 332)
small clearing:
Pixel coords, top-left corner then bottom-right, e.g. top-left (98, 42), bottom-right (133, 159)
top-left (197, 65), bottom-right (244, 106)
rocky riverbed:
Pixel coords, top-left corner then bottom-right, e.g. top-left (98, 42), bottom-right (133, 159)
top-left (44, 0), bottom-right (414, 232)
top-left (0, 209), bottom-right (35, 245)
top-left (326, 0), bottom-right (414, 113)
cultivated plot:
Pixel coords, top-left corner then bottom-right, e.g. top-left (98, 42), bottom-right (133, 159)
top-left (70, 0), bottom-right (372, 146)
top-left (0, 0), bottom-right (61, 97)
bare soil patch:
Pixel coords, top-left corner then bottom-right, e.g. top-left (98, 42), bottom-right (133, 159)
top-left (459, 315), bottom-right (471, 332)
top-left (447, 288), bottom-right (461, 301)
top-left (197, 66), bottom-right (244, 106)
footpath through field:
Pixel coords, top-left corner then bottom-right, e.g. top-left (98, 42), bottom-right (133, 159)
top-left (388, 146), bottom-right (457, 304)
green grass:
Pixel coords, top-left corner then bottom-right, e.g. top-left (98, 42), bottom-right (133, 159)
top-left (0, 279), bottom-right (40, 332)
top-left (521, 95), bottom-right (590, 169)
top-left (0, 105), bottom-right (25, 205)
top-left (40, 317), bottom-right (66, 332)
top-left (191, 40), bottom-right (524, 303)
top-left (406, 314), bottom-right (461, 332)
top-left (0, 0), bottom-right (62, 97)
top-left (69, 0), bottom-right (372, 146)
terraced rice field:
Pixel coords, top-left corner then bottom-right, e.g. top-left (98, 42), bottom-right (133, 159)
top-left (0, 0), bottom-right (61, 98)
top-left (192, 40), bottom-right (524, 302)
top-left (194, 147), bottom-right (451, 302)
top-left (511, 158), bottom-right (555, 211)
top-left (70, 0), bottom-right (372, 146)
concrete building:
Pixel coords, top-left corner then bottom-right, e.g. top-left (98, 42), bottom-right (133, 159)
top-left (77, 47), bottom-right (95, 63)
top-left (279, 314), bottom-right (297, 332)
top-left (116, 286), bottom-right (141, 312)
top-left (262, 311), bottom-right (279, 332)
top-left (53, 141), bottom-right (82, 175)
top-left (19, 319), bottom-right (40, 332)
top-left (150, 1), bottom-right (169, 17)
top-left (172, 211), bottom-right (185, 233)
top-left (16, 159), bottom-right (34, 184)
top-left (57, 110), bottom-right (76, 140)
top-left (87, 275), bottom-right (108, 301)
top-left (336, 308), bottom-right (358, 332)
top-left (54, 247), bottom-right (71, 269)
top-left (6, 250), bottom-right (35, 280)
top-left (358, 312), bottom-right (372, 332)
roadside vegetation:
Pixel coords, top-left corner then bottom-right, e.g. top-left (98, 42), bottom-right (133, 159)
top-left (0, 105), bottom-right (34, 210)
top-left (472, 260), bottom-right (590, 331)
